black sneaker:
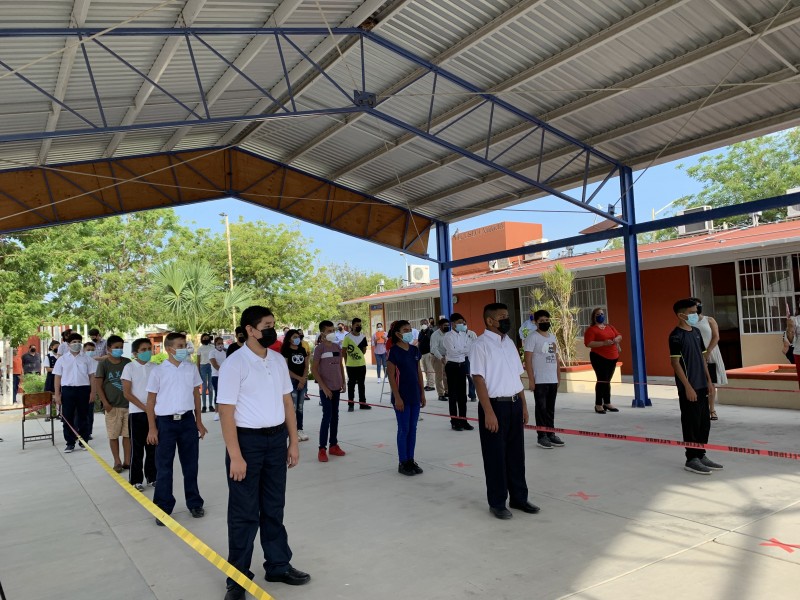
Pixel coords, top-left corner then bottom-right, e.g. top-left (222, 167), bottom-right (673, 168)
top-left (201, 407), bottom-right (207, 413)
top-left (155, 518), bottom-right (165, 526)
top-left (438, 395), bottom-right (448, 402)
top-left (410, 461), bottom-right (423, 474)
top-left (461, 421), bottom-right (474, 431)
top-left (537, 437), bottom-right (553, 449)
top-left (64, 445), bottom-right (74, 453)
top-left (398, 461), bottom-right (416, 476)
top-left (548, 434), bottom-right (565, 447)
top-left (190, 507), bottom-right (205, 518)
top-left (684, 458), bottom-right (712, 475)
top-left (700, 456), bottom-right (723, 470)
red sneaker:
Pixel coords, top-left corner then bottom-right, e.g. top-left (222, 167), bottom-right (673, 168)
top-left (329, 444), bottom-right (346, 457)
top-left (318, 448), bottom-right (328, 462)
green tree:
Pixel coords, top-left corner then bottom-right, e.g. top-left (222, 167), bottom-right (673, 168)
top-left (153, 260), bottom-right (255, 336)
top-left (527, 264), bottom-right (580, 366)
top-left (0, 236), bottom-right (49, 344)
top-left (327, 263), bottom-right (402, 325)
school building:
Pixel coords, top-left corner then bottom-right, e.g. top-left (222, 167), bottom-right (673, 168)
top-left (345, 220), bottom-right (800, 378)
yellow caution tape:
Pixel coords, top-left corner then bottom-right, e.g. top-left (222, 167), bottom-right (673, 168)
top-left (75, 433), bottom-right (276, 600)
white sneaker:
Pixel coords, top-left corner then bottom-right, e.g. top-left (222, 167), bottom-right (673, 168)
top-left (298, 430), bottom-right (309, 442)
top-left (213, 413), bottom-right (220, 421)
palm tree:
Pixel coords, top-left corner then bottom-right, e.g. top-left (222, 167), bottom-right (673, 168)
top-left (153, 260), bottom-right (254, 336)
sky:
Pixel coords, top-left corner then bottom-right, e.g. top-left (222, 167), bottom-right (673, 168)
top-left (173, 152), bottom-right (710, 280)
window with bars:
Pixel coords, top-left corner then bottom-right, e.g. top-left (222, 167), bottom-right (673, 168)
top-left (738, 254), bottom-right (800, 334)
top-left (519, 276), bottom-right (607, 335)
top-left (385, 299), bottom-right (434, 326)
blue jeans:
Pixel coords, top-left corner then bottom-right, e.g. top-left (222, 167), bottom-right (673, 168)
top-left (374, 353), bottom-right (387, 378)
top-left (199, 363), bottom-right (213, 408)
top-left (153, 412), bottom-right (203, 514)
top-left (226, 426), bottom-right (292, 586)
top-left (318, 389), bottom-right (340, 449)
top-left (211, 375), bottom-right (219, 405)
top-left (394, 401), bottom-right (421, 462)
top-left (291, 379), bottom-right (306, 431)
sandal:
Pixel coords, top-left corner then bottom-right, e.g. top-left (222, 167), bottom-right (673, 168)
top-left (710, 411), bottom-right (718, 421)
top-left (113, 464), bottom-right (124, 473)
top-left (594, 406), bottom-right (606, 414)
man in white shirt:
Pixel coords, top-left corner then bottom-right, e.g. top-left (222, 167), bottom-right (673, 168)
top-left (429, 318), bottom-right (450, 402)
top-left (209, 336), bottom-right (227, 422)
top-left (218, 306), bottom-right (309, 598)
top-left (523, 310), bottom-right (564, 450)
top-left (443, 313), bottom-right (474, 431)
top-left (146, 332), bottom-right (207, 524)
top-left (53, 333), bottom-right (96, 452)
top-left (471, 302), bottom-right (540, 520)
top-left (122, 338), bottom-right (157, 491)
top-left (334, 323), bottom-right (347, 346)
top-left (196, 333), bottom-right (214, 413)
top-left (88, 328), bottom-right (108, 360)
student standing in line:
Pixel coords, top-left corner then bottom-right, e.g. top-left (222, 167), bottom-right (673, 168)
top-left (56, 329), bottom-right (72, 358)
top-left (789, 301), bottom-right (800, 388)
top-left (281, 329), bottom-right (310, 442)
top-left (583, 307), bottom-right (622, 414)
top-left (670, 299), bottom-right (723, 475)
top-left (372, 323), bottom-right (388, 381)
top-left (122, 338), bottom-right (157, 490)
top-left (210, 336), bottom-right (227, 422)
top-left (416, 319), bottom-right (436, 392)
top-left (471, 302), bottom-right (539, 520)
top-left (429, 318), bottom-right (450, 402)
top-left (523, 310), bottom-right (564, 450)
top-left (386, 320), bottom-right (426, 476)
top-left (146, 332), bottom-right (207, 524)
top-left (44, 340), bottom-right (59, 394)
top-left (342, 318), bottom-right (371, 412)
top-left (196, 333), bottom-right (215, 413)
top-left (88, 328), bottom-right (108, 361)
top-left (218, 306), bottom-right (310, 599)
top-left (689, 298), bottom-right (727, 421)
top-left (95, 335), bottom-right (132, 472)
top-left (53, 333), bottom-right (96, 452)
top-left (334, 322), bottom-right (347, 345)
top-left (443, 313), bottom-right (474, 431)
top-left (299, 332), bottom-right (313, 401)
top-left (226, 327), bottom-right (246, 357)
top-left (312, 321), bottom-right (347, 463)
top-left (22, 345), bottom-right (42, 375)
top-left (83, 341), bottom-right (98, 439)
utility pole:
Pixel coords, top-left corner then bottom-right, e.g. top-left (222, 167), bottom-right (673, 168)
top-left (220, 213), bottom-right (236, 330)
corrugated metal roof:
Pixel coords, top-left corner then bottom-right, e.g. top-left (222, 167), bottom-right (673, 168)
top-left (1, 0), bottom-right (799, 225)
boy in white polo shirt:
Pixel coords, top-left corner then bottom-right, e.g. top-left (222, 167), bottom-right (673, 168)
top-left (122, 338), bottom-right (157, 491)
top-left (218, 306), bottom-right (308, 598)
top-left (53, 332), bottom-right (96, 452)
top-left (146, 332), bottom-right (207, 524)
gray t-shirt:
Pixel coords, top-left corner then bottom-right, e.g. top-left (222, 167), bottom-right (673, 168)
top-left (523, 331), bottom-right (559, 384)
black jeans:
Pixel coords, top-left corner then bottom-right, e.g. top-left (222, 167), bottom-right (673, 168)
top-left (226, 426), bottom-right (292, 588)
top-left (532, 383), bottom-right (558, 439)
top-left (129, 412), bottom-right (156, 485)
top-left (346, 365), bottom-right (366, 406)
top-left (445, 361), bottom-right (468, 426)
top-left (153, 412), bottom-right (203, 514)
top-left (589, 352), bottom-right (617, 406)
top-left (478, 399), bottom-right (528, 509)
top-left (60, 385), bottom-right (91, 445)
top-left (678, 386), bottom-right (710, 460)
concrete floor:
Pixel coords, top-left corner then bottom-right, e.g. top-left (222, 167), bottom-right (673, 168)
top-left (2, 375), bottom-right (800, 600)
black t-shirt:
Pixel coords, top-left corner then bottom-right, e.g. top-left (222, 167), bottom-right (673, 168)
top-left (668, 326), bottom-right (707, 392)
top-left (283, 346), bottom-right (307, 377)
top-left (226, 342), bottom-right (242, 357)
top-left (417, 329), bottom-right (432, 355)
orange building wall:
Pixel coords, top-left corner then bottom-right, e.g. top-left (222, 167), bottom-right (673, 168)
top-left (605, 266), bottom-right (692, 377)
top-left (452, 222), bottom-right (543, 276)
top-left (450, 289), bottom-right (497, 335)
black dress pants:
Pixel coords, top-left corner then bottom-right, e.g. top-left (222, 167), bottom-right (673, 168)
top-left (346, 365), bottom-right (366, 406)
top-left (532, 383), bottom-right (558, 438)
top-left (678, 386), bottom-right (710, 460)
top-left (445, 361), bottom-right (467, 426)
top-left (589, 352), bottom-right (617, 406)
top-left (478, 399), bottom-right (528, 509)
top-left (129, 412), bottom-right (156, 485)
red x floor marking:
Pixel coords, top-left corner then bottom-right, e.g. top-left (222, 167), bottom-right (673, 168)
top-left (569, 491), bottom-right (599, 500)
top-left (760, 538), bottom-right (800, 553)
top-left (373, 443), bottom-right (386, 448)
top-left (450, 462), bottom-right (472, 468)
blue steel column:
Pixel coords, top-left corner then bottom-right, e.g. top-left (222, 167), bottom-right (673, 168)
top-left (436, 221), bottom-right (454, 318)
top-left (620, 166), bottom-right (651, 407)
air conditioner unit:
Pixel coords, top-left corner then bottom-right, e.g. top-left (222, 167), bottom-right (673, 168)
top-left (523, 238), bottom-right (550, 261)
top-left (786, 187), bottom-right (800, 219)
top-left (488, 257), bottom-right (512, 271)
top-left (677, 206), bottom-right (713, 236)
top-left (408, 265), bottom-right (430, 284)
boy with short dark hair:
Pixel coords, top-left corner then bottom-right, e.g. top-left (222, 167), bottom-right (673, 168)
top-left (342, 317), bottom-right (370, 412)
top-left (670, 299), bottom-right (723, 475)
top-left (523, 310), bottom-right (563, 449)
top-left (95, 335), bottom-right (132, 472)
top-left (146, 332), bottom-right (207, 524)
top-left (53, 333), bottom-right (95, 452)
top-left (312, 320), bottom-right (346, 462)
top-left (122, 338), bottom-right (156, 490)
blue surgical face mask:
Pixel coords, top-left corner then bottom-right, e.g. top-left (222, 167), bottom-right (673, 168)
top-left (111, 348), bottom-right (124, 358)
top-left (402, 332), bottom-right (414, 344)
top-left (85, 350), bottom-right (96, 358)
top-left (686, 313), bottom-right (699, 326)
top-left (137, 350), bottom-right (152, 362)
top-left (596, 314), bottom-right (605, 324)
top-left (291, 337), bottom-right (300, 346)
top-left (174, 348), bottom-right (189, 362)
top-left (455, 323), bottom-right (467, 333)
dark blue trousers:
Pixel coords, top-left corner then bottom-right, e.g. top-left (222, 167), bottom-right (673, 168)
top-left (318, 389), bottom-right (340, 448)
top-left (60, 385), bottom-right (90, 445)
top-left (226, 427), bottom-right (292, 588)
top-left (478, 399), bottom-right (529, 509)
top-left (153, 412), bottom-right (203, 514)
top-left (394, 401), bottom-right (421, 462)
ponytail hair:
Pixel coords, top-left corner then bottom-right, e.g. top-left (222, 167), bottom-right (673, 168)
top-left (386, 319), bottom-right (410, 352)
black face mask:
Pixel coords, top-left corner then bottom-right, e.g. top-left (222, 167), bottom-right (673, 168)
top-left (338, 326), bottom-right (344, 331)
top-left (237, 335), bottom-right (245, 343)
top-left (201, 338), bottom-right (210, 345)
top-left (257, 327), bottom-right (278, 349)
top-left (537, 322), bottom-right (551, 332)
top-left (695, 304), bottom-right (703, 315)
top-left (497, 318), bottom-right (512, 335)
top-left (354, 326), bottom-right (362, 333)
top-left (442, 325), bottom-right (450, 332)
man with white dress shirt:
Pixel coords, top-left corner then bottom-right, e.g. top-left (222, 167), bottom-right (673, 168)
top-left (470, 302), bottom-right (540, 520)
top-left (443, 313), bottom-right (474, 431)
top-left (218, 306), bottom-right (309, 600)
top-left (146, 332), bottom-right (207, 524)
top-left (53, 332), bottom-right (96, 452)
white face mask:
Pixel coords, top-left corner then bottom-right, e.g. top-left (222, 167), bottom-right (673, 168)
top-left (325, 332), bottom-right (337, 343)
top-left (69, 342), bottom-right (82, 353)
top-left (420, 324), bottom-right (428, 330)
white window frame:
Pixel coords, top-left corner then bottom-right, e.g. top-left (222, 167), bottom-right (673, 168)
top-left (385, 298), bottom-right (435, 327)
top-left (736, 253), bottom-right (800, 335)
top-left (519, 276), bottom-right (607, 336)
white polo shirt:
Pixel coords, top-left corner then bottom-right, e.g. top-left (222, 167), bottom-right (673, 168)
top-left (217, 344), bottom-right (291, 429)
top-left (146, 360), bottom-right (202, 416)
top-left (443, 330), bottom-right (472, 363)
top-left (197, 343), bottom-right (213, 365)
top-left (470, 330), bottom-right (525, 398)
top-left (209, 348), bottom-right (227, 376)
top-left (121, 360), bottom-right (155, 415)
top-left (52, 352), bottom-right (96, 386)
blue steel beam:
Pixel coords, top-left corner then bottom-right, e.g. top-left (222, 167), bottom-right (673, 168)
top-left (437, 222), bottom-right (453, 319)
